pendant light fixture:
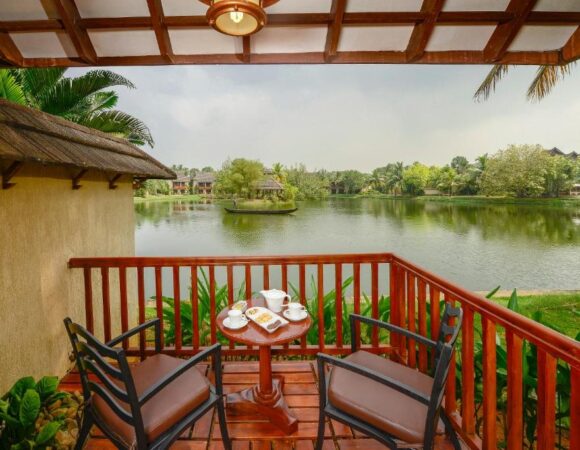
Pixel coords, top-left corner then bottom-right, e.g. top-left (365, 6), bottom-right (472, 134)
top-left (205, 0), bottom-right (278, 37)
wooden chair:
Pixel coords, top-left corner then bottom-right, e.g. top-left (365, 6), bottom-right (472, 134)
top-left (316, 303), bottom-right (463, 450)
top-left (64, 318), bottom-right (231, 450)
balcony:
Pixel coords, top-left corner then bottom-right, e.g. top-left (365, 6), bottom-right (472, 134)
top-left (67, 253), bottom-right (580, 450)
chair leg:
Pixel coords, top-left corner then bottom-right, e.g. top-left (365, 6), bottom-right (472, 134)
top-left (75, 412), bottom-right (93, 450)
top-left (315, 408), bottom-right (326, 450)
top-left (441, 412), bottom-right (462, 450)
top-left (216, 398), bottom-right (231, 450)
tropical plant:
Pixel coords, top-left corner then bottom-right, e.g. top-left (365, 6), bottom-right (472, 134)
top-left (474, 63), bottom-right (577, 102)
top-left (402, 162), bottom-right (430, 196)
top-left (214, 158), bottom-right (264, 199)
top-left (385, 162), bottom-right (405, 196)
top-left (148, 269), bottom-right (246, 346)
top-left (0, 68), bottom-right (153, 146)
top-left (0, 376), bottom-right (81, 449)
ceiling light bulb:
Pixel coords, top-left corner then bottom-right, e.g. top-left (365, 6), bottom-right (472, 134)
top-left (230, 11), bottom-right (244, 23)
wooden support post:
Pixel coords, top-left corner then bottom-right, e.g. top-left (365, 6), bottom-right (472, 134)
top-left (72, 169), bottom-right (88, 190)
top-left (2, 161), bottom-right (23, 189)
top-left (108, 173), bottom-right (122, 190)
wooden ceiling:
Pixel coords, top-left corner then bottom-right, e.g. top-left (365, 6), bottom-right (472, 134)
top-left (0, 0), bottom-right (579, 67)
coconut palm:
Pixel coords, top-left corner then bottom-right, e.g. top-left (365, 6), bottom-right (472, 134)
top-left (474, 62), bottom-right (576, 102)
top-left (0, 68), bottom-right (153, 146)
top-left (385, 162), bottom-right (405, 196)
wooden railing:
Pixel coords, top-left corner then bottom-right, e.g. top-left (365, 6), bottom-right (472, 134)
top-left (69, 253), bottom-right (580, 450)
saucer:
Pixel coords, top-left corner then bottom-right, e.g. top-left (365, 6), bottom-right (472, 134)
top-left (283, 309), bottom-right (308, 322)
top-left (223, 317), bottom-right (249, 330)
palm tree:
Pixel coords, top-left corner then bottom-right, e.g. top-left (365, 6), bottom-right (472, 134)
top-left (0, 68), bottom-right (153, 146)
top-left (272, 162), bottom-right (286, 183)
top-left (385, 162), bottom-right (404, 196)
top-left (474, 62), bottom-right (576, 102)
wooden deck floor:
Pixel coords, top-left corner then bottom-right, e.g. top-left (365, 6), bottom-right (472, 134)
top-left (60, 360), bottom-right (464, 449)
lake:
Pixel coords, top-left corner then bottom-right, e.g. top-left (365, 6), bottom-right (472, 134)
top-left (135, 198), bottom-right (580, 293)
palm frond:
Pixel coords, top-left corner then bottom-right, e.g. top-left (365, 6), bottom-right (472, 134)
top-left (10, 68), bottom-right (65, 107)
top-left (473, 64), bottom-right (511, 102)
top-left (0, 69), bottom-right (26, 104)
top-left (527, 62), bottom-right (576, 102)
top-left (39, 70), bottom-right (135, 116)
top-left (75, 110), bottom-right (154, 147)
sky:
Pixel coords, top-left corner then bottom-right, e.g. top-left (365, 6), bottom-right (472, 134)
top-left (70, 64), bottom-right (580, 172)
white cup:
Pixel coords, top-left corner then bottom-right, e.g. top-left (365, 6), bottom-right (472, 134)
top-left (287, 302), bottom-right (306, 319)
top-left (228, 309), bottom-right (247, 327)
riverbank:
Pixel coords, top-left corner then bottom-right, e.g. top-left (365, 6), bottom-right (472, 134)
top-left (134, 194), bottom-right (201, 203)
top-left (329, 194), bottom-right (580, 207)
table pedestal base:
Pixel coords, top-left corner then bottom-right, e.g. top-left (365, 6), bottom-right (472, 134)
top-left (225, 377), bottom-right (298, 434)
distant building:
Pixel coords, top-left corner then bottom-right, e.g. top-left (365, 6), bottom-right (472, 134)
top-left (256, 177), bottom-right (284, 197)
top-left (571, 184), bottom-right (580, 196)
top-left (194, 172), bottom-right (216, 195)
top-left (546, 147), bottom-right (578, 160)
top-left (424, 188), bottom-right (443, 196)
top-left (172, 173), bottom-right (191, 194)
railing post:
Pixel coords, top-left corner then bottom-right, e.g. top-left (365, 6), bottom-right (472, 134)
top-left (571, 367), bottom-right (580, 450)
top-left (389, 263), bottom-right (399, 358)
top-left (335, 263), bottom-right (343, 349)
top-left (137, 266), bottom-right (145, 359)
top-left (317, 263), bottom-right (324, 352)
top-left (101, 267), bottom-right (111, 343)
top-left (154, 266), bottom-right (164, 349)
top-left (406, 273), bottom-right (416, 368)
top-left (353, 262), bottom-right (361, 351)
top-left (82, 267), bottom-right (94, 333)
top-left (482, 316), bottom-right (497, 450)
top-left (506, 330), bottom-right (523, 450)
top-left (371, 262), bottom-right (379, 349)
top-left (173, 266), bottom-right (181, 351)
top-left (536, 349), bottom-right (557, 450)
top-left (461, 305), bottom-right (475, 436)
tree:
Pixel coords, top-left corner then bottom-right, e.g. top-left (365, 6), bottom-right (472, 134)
top-left (0, 68), bottom-right (153, 146)
top-left (385, 162), bottom-right (405, 196)
top-left (402, 162), bottom-right (429, 196)
top-left (272, 162), bottom-right (287, 183)
top-left (474, 63), bottom-right (576, 102)
top-left (544, 156), bottom-right (577, 197)
top-left (215, 158), bottom-right (264, 199)
top-left (450, 156), bottom-right (470, 175)
top-left (338, 170), bottom-right (367, 194)
top-left (286, 165), bottom-right (329, 200)
top-left (480, 144), bottom-right (549, 198)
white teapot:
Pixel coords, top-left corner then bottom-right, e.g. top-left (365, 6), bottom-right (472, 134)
top-left (260, 289), bottom-right (291, 313)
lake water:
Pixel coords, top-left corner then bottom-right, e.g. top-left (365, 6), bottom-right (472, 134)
top-left (135, 198), bottom-right (580, 293)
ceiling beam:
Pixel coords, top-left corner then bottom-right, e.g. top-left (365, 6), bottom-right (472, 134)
top-left (0, 32), bottom-right (23, 66)
top-left (406, 0), bottom-right (446, 62)
top-left (3, 11), bottom-right (580, 33)
top-left (50, 0), bottom-right (97, 64)
top-left (325, 0), bottom-right (347, 62)
top-left (483, 0), bottom-right (537, 62)
top-left (147, 0), bottom-right (174, 63)
top-left (561, 26), bottom-right (580, 63)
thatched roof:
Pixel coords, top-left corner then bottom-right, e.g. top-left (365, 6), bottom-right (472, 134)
top-left (194, 172), bottom-right (216, 184)
top-left (257, 177), bottom-right (283, 191)
top-left (0, 100), bottom-right (175, 180)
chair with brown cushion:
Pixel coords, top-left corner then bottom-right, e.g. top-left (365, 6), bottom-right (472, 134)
top-left (64, 318), bottom-right (230, 450)
top-left (316, 303), bottom-right (463, 450)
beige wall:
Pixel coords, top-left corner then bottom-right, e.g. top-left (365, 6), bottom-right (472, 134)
top-left (0, 166), bottom-right (135, 393)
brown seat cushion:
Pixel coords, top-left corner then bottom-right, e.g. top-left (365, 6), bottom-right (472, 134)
top-left (327, 350), bottom-right (444, 444)
top-left (92, 354), bottom-right (210, 447)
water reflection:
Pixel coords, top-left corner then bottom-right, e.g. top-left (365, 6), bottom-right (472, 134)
top-left (134, 198), bottom-right (580, 290)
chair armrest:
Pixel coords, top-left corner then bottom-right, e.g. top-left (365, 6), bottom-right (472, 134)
top-left (350, 314), bottom-right (436, 352)
top-left (317, 353), bottom-right (430, 406)
top-left (107, 318), bottom-right (161, 352)
top-left (139, 344), bottom-right (221, 405)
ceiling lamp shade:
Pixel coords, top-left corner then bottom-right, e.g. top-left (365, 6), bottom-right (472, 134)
top-left (206, 0), bottom-right (267, 36)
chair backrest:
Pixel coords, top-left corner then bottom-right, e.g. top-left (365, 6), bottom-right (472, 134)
top-left (434, 302), bottom-right (463, 367)
top-left (423, 303), bottom-right (463, 448)
top-left (64, 318), bottom-right (146, 447)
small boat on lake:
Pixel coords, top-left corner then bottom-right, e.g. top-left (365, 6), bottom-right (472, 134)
top-left (224, 207), bottom-right (298, 215)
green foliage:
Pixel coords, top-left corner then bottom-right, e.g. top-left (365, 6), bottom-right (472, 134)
top-left (543, 156), bottom-right (578, 197)
top-left (148, 269), bottom-right (246, 346)
top-left (0, 68), bottom-right (153, 146)
top-left (402, 162), bottom-right (429, 195)
top-left (481, 144), bottom-right (550, 198)
top-left (456, 288), bottom-right (577, 449)
top-left (0, 376), bottom-right (69, 449)
top-left (215, 158), bottom-right (265, 199)
top-left (286, 165), bottom-right (329, 200)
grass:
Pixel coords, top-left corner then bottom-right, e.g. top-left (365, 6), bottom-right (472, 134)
top-left (133, 194), bottom-right (202, 203)
top-left (330, 193), bottom-right (580, 207)
top-left (491, 293), bottom-right (580, 338)
top-left (233, 199), bottom-right (296, 210)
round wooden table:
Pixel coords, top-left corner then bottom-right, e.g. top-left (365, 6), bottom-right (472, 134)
top-left (217, 298), bottom-right (311, 434)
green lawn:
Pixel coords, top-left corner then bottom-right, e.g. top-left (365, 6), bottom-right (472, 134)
top-left (134, 194), bottom-right (201, 203)
top-left (491, 293), bottom-right (580, 339)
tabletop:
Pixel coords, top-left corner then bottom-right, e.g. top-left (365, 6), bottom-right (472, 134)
top-left (216, 298), bottom-right (311, 347)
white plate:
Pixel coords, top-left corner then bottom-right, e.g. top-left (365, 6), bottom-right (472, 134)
top-left (283, 309), bottom-right (308, 322)
top-left (223, 316), bottom-right (249, 330)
